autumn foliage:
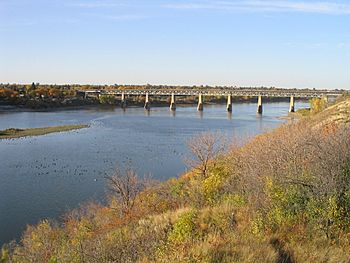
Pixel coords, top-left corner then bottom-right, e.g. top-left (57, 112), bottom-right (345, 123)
top-left (3, 98), bottom-right (350, 262)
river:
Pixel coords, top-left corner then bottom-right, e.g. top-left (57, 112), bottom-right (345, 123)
top-left (0, 102), bottom-right (308, 245)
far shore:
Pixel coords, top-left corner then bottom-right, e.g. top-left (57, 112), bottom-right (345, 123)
top-left (0, 99), bottom-right (309, 113)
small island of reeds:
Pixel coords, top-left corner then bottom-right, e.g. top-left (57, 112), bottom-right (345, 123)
top-left (0, 125), bottom-right (88, 139)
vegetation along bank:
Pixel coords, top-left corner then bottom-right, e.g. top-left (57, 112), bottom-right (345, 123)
top-left (2, 96), bottom-right (350, 262)
top-left (1, 83), bottom-right (308, 110)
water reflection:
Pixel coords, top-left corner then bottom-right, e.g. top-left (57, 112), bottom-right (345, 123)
top-left (257, 113), bottom-right (263, 130)
top-left (198, 110), bottom-right (204, 119)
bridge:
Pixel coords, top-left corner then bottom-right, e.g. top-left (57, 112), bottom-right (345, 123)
top-left (78, 88), bottom-right (344, 114)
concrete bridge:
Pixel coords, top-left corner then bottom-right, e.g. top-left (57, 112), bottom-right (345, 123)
top-left (78, 88), bottom-right (343, 114)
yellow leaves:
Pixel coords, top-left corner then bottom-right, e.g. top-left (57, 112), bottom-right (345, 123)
top-left (265, 177), bottom-right (291, 204)
top-left (221, 194), bottom-right (246, 207)
top-left (251, 213), bottom-right (265, 236)
top-left (265, 177), bottom-right (284, 201)
top-left (68, 218), bottom-right (95, 249)
top-left (77, 219), bottom-right (94, 238)
top-left (270, 207), bottom-right (286, 226)
top-left (202, 173), bottom-right (222, 204)
top-left (0, 88), bottom-right (19, 99)
top-left (28, 220), bottom-right (53, 247)
top-left (48, 256), bottom-right (58, 263)
top-left (167, 209), bottom-right (197, 244)
top-left (48, 88), bottom-right (62, 98)
top-left (0, 247), bottom-right (9, 263)
top-left (265, 177), bottom-right (274, 191)
top-left (70, 238), bottom-right (80, 247)
top-left (181, 170), bottom-right (198, 180)
top-left (310, 97), bottom-right (327, 114)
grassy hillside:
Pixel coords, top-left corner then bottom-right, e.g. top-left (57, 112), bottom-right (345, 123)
top-left (2, 97), bottom-right (350, 263)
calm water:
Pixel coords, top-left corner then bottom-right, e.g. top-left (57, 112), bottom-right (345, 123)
top-left (0, 102), bottom-right (307, 245)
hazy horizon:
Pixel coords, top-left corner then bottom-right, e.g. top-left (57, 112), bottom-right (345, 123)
top-left (1, 0), bottom-right (350, 90)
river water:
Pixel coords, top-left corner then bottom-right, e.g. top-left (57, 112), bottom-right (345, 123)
top-left (0, 102), bottom-right (307, 245)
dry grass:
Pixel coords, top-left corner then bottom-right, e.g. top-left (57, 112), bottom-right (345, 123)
top-left (4, 98), bottom-right (350, 263)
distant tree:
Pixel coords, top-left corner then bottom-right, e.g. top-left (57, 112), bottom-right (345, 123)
top-left (0, 88), bottom-right (19, 101)
top-left (48, 88), bottom-right (61, 98)
top-left (24, 82), bottom-right (37, 95)
top-left (34, 87), bottom-right (49, 99)
top-left (99, 95), bottom-right (116, 105)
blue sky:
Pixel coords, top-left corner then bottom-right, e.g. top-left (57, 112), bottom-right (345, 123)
top-left (0, 0), bottom-right (349, 89)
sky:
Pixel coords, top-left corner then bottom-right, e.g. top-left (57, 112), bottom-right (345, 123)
top-left (0, 0), bottom-right (349, 89)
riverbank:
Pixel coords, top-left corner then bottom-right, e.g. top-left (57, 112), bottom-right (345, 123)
top-left (0, 96), bottom-right (308, 112)
top-left (0, 104), bottom-right (114, 113)
top-left (2, 97), bottom-right (350, 262)
top-left (0, 125), bottom-right (88, 139)
top-left (0, 102), bottom-right (295, 247)
top-left (0, 100), bottom-right (310, 114)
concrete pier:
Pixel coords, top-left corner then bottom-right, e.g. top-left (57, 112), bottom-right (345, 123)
top-left (78, 88), bottom-right (343, 114)
top-left (257, 96), bottom-right (263, 114)
top-left (197, 94), bottom-right (204, 111)
top-left (144, 93), bottom-right (151, 110)
top-left (227, 95), bottom-right (232, 112)
top-left (121, 92), bottom-right (127, 108)
top-left (170, 93), bottom-right (176, 111)
top-left (289, 96), bottom-right (295, 113)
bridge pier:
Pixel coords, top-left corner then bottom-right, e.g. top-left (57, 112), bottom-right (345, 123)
top-left (121, 92), bottom-right (127, 108)
top-left (144, 93), bottom-right (150, 110)
top-left (170, 93), bottom-right (176, 111)
top-left (227, 95), bottom-right (232, 112)
top-left (257, 96), bottom-right (263, 114)
top-left (197, 94), bottom-right (204, 111)
top-left (289, 96), bottom-right (295, 113)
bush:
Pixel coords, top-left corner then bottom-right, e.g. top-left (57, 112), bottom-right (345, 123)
top-left (168, 210), bottom-right (197, 244)
top-left (310, 97), bottom-right (327, 114)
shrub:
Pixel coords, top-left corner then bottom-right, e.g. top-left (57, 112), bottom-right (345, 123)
top-left (310, 97), bottom-right (327, 114)
top-left (168, 210), bottom-right (197, 244)
top-left (202, 173), bottom-right (223, 205)
top-left (265, 178), bottom-right (309, 229)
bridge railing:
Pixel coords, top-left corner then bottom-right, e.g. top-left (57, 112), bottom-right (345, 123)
top-left (78, 89), bottom-right (344, 98)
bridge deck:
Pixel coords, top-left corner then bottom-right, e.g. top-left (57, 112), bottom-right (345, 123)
top-left (78, 89), bottom-right (343, 98)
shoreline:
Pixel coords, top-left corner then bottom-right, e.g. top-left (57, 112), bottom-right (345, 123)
top-left (0, 100), bottom-right (310, 113)
top-left (0, 124), bottom-right (89, 140)
top-left (4, 98), bottom-right (348, 261)
top-left (0, 100), bottom-right (314, 247)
